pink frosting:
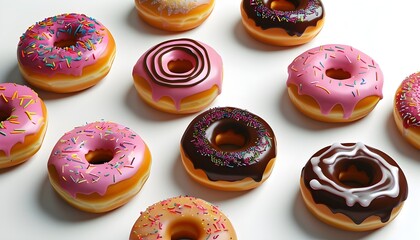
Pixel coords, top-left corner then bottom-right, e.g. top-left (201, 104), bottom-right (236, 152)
top-left (132, 38), bottom-right (223, 110)
top-left (287, 44), bottom-right (384, 119)
top-left (0, 83), bottom-right (46, 156)
top-left (395, 72), bottom-right (420, 128)
top-left (47, 121), bottom-right (148, 197)
top-left (17, 13), bottom-right (111, 76)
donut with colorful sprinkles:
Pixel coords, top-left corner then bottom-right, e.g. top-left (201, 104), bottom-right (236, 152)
top-left (17, 13), bottom-right (116, 93)
top-left (0, 83), bottom-right (47, 168)
top-left (47, 121), bottom-right (151, 213)
top-left (394, 72), bottom-right (420, 149)
top-left (287, 44), bottom-right (384, 122)
top-left (180, 107), bottom-right (277, 191)
top-left (129, 196), bottom-right (237, 240)
top-left (300, 143), bottom-right (408, 231)
top-left (240, 0), bottom-right (325, 46)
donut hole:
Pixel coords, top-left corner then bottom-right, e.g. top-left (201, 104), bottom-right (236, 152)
top-left (85, 149), bottom-right (114, 165)
top-left (207, 121), bottom-right (250, 151)
top-left (170, 220), bottom-right (202, 240)
top-left (0, 104), bottom-right (13, 122)
top-left (268, 0), bottom-right (299, 11)
top-left (335, 159), bottom-right (377, 188)
top-left (326, 68), bottom-right (352, 80)
top-left (163, 49), bottom-right (197, 75)
top-left (54, 35), bottom-right (78, 49)
top-left (168, 60), bottom-right (194, 74)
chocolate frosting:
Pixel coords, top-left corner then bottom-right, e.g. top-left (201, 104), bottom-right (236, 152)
top-left (242, 0), bottom-right (324, 36)
top-left (302, 143), bottom-right (408, 224)
top-left (181, 107), bottom-right (276, 182)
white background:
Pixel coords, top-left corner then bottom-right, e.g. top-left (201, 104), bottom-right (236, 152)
top-left (0, 0), bottom-right (419, 239)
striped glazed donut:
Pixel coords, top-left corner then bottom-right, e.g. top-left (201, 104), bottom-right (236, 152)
top-left (133, 38), bottom-right (223, 114)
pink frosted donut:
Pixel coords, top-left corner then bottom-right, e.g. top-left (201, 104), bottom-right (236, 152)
top-left (47, 121), bottom-right (152, 213)
top-left (287, 44), bottom-right (384, 122)
top-left (132, 38), bottom-right (223, 114)
top-left (0, 83), bottom-right (47, 168)
top-left (17, 13), bottom-right (116, 93)
top-left (394, 72), bottom-right (420, 149)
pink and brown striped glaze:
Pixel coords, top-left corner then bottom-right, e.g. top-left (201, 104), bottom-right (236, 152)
top-left (132, 38), bottom-right (222, 111)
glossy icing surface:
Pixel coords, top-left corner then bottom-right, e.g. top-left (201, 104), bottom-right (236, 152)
top-left (130, 196), bottom-right (236, 240)
top-left (138, 0), bottom-right (210, 15)
top-left (48, 121), bottom-right (147, 197)
top-left (17, 13), bottom-right (111, 76)
top-left (302, 143), bottom-right (408, 224)
top-left (0, 83), bottom-right (46, 156)
top-left (133, 38), bottom-right (222, 110)
top-left (287, 44), bottom-right (384, 119)
top-left (181, 107), bottom-right (276, 182)
top-left (395, 72), bottom-right (420, 128)
top-left (242, 0), bottom-right (324, 36)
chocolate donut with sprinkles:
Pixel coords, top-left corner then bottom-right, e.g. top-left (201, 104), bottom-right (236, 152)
top-left (394, 72), bottom-right (420, 149)
top-left (287, 44), bottom-right (384, 122)
top-left (17, 13), bottom-right (116, 93)
top-left (47, 121), bottom-right (151, 213)
top-left (130, 196), bottom-right (237, 240)
top-left (0, 83), bottom-right (47, 168)
top-left (240, 0), bottom-right (325, 46)
top-left (300, 143), bottom-right (408, 231)
top-left (180, 107), bottom-right (277, 191)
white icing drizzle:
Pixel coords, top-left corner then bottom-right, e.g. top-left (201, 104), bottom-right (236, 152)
top-left (309, 142), bottom-right (400, 207)
top-left (141, 0), bottom-right (210, 15)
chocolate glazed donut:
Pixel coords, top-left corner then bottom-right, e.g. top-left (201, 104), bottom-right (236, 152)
top-left (242, 0), bottom-right (324, 36)
top-left (180, 107), bottom-right (277, 191)
top-left (301, 143), bottom-right (408, 231)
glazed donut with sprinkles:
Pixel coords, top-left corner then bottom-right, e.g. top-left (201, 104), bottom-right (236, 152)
top-left (180, 107), bottom-right (277, 191)
top-left (394, 72), bottom-right (420, 149)
top-left (130, 196), bottom-right (237, 240)
top-left (47, 121), bottom-right (151, 213)
top-left (17, 13), bottom-right (116, 93)
top-left (287, 44), bottom-right (383, 122)
top-left (0, 83), bottom-right (47, 168)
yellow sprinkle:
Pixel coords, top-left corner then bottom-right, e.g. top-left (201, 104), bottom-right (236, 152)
top-left (11, 129), bottom-right (25, 134)
top-left (25, 111), bottom-right (33, 120)
top-left (315, 84), bottom-right (331, 94)
top-left (1, 94), bottom-right (8, 103)
top-left (117, 168), bottom-right (123, 175)
top-left (12, 91), bottom-right (18, 100)
top-left (24, 99), bottom-right (34, 108)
